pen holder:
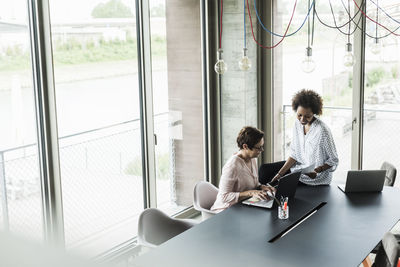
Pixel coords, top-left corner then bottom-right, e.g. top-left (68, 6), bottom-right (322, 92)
top-left (278, 197), bottom-right (289, 220)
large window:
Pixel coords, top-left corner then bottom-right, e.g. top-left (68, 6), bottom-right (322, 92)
top-left (0, 0), bottom-right (43, 241)
top-left (362, 0), bottom-right (400, 186)
top-left (0, 0), bottom-right (205, 258)
top-left (273, 1), bottom-right (353, 182)
top-left (48, 0), bottom-right (143, 255)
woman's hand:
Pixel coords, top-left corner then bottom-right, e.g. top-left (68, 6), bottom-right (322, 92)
top-left (260, 184), bottom-right (276, 195)
top-left (305, 171), bottom-right (317, 179)
top-left (247, 190), bottom-right (268, 200)
top-left (271, 173), bottom-right (282, 183)
top-left (314, 166), bottom-right (323, 173)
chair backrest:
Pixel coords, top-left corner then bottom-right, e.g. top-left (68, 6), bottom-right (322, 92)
top-left (137, 208), bottom-right (194, 247)
top-left (372, 232), bottom-right (400, 267)
top-left (193, 181), bottom-right (219, 211)
top-left (381, 162), bottom-right (397, 186)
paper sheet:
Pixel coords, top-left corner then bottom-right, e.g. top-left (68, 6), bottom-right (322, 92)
top-left (298, 163), bottom-right (316, 174)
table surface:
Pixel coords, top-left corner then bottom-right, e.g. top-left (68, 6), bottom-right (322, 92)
top-left (132, 184), bottom-right (400, 267)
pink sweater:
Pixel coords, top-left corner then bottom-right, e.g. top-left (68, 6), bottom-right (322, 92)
top-left (211, 154), bottom-right (260, 212)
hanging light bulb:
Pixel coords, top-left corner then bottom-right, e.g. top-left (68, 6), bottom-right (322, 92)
top-left (238, 48), bottom-right (251, 71)
top-left (370, 38), bottom-right (381, 55)
top-left (301, 47), bottom-right (316, 73)
top-left (343, 43), bottom-right (355, 67)
top-left (214, 48), bottom-right (227, 75)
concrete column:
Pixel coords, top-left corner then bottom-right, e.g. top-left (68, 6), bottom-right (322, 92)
top-left (166, 0), bottom-right (204, 206)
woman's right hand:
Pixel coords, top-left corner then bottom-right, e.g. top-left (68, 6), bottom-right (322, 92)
top-left (247, 190), bottom-right (268, 200)
top-left (271, 173), bottom-right (281, 183)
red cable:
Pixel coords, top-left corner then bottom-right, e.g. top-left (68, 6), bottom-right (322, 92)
top-left (247, 0), bottom-right (297, 49)
top-left (219, 0), bottom-right (223, 48)
top-left (352, 0), bottom-right (400, 37)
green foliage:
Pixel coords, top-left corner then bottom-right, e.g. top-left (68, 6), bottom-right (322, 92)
top-left (124, 156), bottom-right (142, 177)
top-left (0, 46), bottom-right (31, 71)
top-left (348, 72), bottom-right (353, 88)
top-left (366, 67), bottom-right (386, 87)
top-left (0, 35), bottom-right (166, 70)
top-left (53, 38), bottom-right (137, 65)
top-left (91, 0), bottom-right (133, 18)
top-left (150, 4), bottom-right (165, 17)
top-left (125, 153), bottom-right (170, 180)
top-left (156, 153), bottom-right (170, 180)
top-left (150, 35), bottom-right (166, 58)
top-left (391, 66), bottom-right (399, 79)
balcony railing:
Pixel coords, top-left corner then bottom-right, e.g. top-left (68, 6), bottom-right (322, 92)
top-left (0, 112), bottom-right (170, 246)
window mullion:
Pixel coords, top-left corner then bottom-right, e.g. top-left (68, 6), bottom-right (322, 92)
top-left (351, 0), bottom-right (366, 170)
top-left (27, 0), bottom-right (65, 246)
top-left (136, 0), bottom-right (157, 208)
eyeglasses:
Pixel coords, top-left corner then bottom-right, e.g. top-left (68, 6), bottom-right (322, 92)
top-left (253, 145), bottom-right (264, 151)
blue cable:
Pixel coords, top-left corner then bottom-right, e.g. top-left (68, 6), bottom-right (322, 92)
top-left (369, 0), bottom-right (400, 25)
top-left (244, 0), bottom-right (246, 48)
top-left (254, 0), bottom-right (315, 37)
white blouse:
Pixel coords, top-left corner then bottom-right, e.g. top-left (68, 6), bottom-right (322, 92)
top-left (210, 154), bottom-right (260, 212)
top-left (290, 117), bottom-right (339, 185)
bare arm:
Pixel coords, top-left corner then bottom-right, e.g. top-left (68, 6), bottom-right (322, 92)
top-left (271, 157), bottom-right (297, 183)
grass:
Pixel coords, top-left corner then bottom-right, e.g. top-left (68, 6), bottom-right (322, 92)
top-left (0, 35), bottom-right (167, 71)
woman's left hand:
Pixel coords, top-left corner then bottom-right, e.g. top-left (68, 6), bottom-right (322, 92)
top-left (260, 184), bottom-right (276, 194)
top-left (305, 171), bottom-right (317, 179)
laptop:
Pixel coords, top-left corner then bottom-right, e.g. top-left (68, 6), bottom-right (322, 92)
top-left (338, 170), bottom-right (386, 193)
top-left (242, 172), bottom-right (301, 209)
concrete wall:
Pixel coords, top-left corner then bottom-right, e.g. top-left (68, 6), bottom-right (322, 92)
top-left (220, 0), bottom-right (258, 165)
top-left (166, 0), bottom-right (204, 206)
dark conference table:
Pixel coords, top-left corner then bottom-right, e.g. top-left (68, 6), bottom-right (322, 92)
top-left (132, 184), bottom-right (400, 267)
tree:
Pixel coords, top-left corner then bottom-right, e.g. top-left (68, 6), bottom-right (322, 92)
top-left (91, 0), bottom-right (133, 18)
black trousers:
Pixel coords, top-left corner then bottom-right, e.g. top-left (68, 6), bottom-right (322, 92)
top-left (258, 161), bottom-right (289, 185)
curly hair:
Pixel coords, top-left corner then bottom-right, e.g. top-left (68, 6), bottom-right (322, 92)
top-left (236, 126), bottom-right (264, 150)
top-left (291, 89), bottom-right (323, 115)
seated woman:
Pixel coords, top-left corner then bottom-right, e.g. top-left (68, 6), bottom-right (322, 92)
top-left (211, 126), bottom-right (275, 212)
top-left (259, 89), bottom-right (339, 186)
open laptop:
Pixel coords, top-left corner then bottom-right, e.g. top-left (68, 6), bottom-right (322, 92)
top-left (338, 170), bottom-right (386, 193)
top-left (242, 172), bottom-right (301, 209)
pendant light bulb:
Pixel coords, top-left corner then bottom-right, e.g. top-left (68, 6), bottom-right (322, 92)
top-left (301, 47), bottom-right (316, 73)
top-left (343, 43), bottom-right (355, 67)
top-left (215, 48), bottom-right (228, 75)
top-left (370, 38), bottom-right (381, 55)
top-left (238, 48), bottom-right (251, 71)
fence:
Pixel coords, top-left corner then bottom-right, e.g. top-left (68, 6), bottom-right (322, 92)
top-left (0, 112), bottom-right (172, 246)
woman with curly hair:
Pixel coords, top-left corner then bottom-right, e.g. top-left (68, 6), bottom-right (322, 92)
top-left (211, 126), bottom-right (276, 212)
top-left (259, 89), bottom-right (339, 186)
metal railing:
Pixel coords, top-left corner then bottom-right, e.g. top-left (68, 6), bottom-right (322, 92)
top-left (0, 112), bottom-right (170, 244)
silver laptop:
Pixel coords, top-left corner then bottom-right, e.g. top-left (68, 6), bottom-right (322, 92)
top-left (242, 172), bottom-right (301, 209)
top-left (338, 170), bottom-right (386, 193)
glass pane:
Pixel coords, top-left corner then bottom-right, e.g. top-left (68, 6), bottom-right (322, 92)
top-left (362, 1), bottom-right (400, 187)
top-left (274, 1), bottom-right (354, 183)
top-left (149, 0), bottom-right (205, 214)
top-left (0, 1), bottom-right (43, 240)
top-left (48, 0), bottom-right (143, 255)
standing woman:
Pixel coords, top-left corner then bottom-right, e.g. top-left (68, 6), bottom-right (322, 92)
top-left (259, 89), bottom-right (339, 186)
top-left (211, 126), bottom-right (275, 212)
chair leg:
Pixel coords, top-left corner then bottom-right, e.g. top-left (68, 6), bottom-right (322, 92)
top-left (362, 255), bottom-right (372, 267)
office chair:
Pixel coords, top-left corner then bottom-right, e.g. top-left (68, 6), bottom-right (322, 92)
top-left (371, 162), bottom-right (399, 255)
top-left (137, 208), bottom-right (197, 248)
top-left (193, 181), bottom-right (218, 220)
top-left (381, 162), bottom-right (397, 187)
top-left (372, 232), bottom-right (400, 267)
